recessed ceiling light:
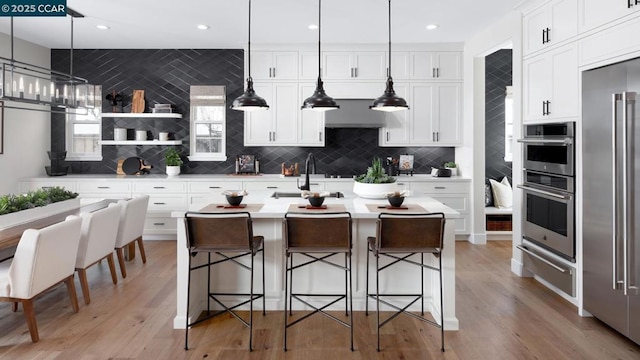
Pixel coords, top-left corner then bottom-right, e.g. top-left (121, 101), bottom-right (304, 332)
top-left (308, 24), bottom-right (318, 30)
top-left (96, 25), bottom-right (110, 30)
top-left (196, 24), bottom-right (210, 30)
top-left (426, 24), bottom-right (439, 30)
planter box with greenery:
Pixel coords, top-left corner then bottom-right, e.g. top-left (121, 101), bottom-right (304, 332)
top-left (353, 158), bottom-right (399, 199)
top-left (0, 187), bottom-right (80, 229)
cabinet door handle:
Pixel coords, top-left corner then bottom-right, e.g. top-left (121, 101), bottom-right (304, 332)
top-left (437, 68), bottom-right (440, 78)
top-left (269, 68), bottom-right (272, 77)
top-left (98, 186), bottom-right (110, 189)
top-left (542, 28), bottom-right (546, 44)
top-left (153, 186), bottom-right (165, 189)
top-left (272, 131), bottom-right (276, 141)
top-left (154, 202), bottom-right (166, 205)
top-left (433, 132), bottom-right (436, 142)
top-left (547, 101), bottom-right (551, 115)
top-left (355, 67), bottom-right (358, 77)
top-left (397, 183), bottom-right (405, 186)
top-left (42, 186), bottom-right (52, 190)
top-left (432, 68), bottom-right (436, 78)
top-left (546, 27), bottom-right (551, 43)
top-left (267, 186), bottom-right (278, 189)
top-left (208, 186), bottom-right (221, 189)
top-left (436, 132), bottom-right (439, 141)
top-left (435, 186), bottom-right (446, 190)
top-left (386, 67), bottom-right (389, 77)
top-left (269, 132), bottom-right (272, 141)
top-left (319, 132), bottom-right (322, 141)
top-left (542, 101), bottom-right (546, 116)
top-left (153, 222), bottom-right (166, 226)
top-left (310, 183), bottom-right (320, 186)
top-left (386, 131), bottom-right (390, 142)
top-left (273, 67), bottom-right (276, 77)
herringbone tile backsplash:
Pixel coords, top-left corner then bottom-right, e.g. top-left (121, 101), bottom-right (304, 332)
top-left (51, 49), bottom-right (453, 175)
top-left (485, 49), bottom-right (512, 183)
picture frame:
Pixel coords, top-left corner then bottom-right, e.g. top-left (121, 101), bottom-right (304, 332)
top-left (237, 154), bottom-right (256, 173)
top-left (399, 154), bottom-right (414, 170)
top-left (0, 101), bottom-right (3, 154)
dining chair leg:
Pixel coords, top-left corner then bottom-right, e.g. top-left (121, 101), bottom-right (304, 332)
top-left (77, 268), bottom-right (91, 305)
top-left (116, 248), bottom-right (127, 278)
top-left (22, 299), bottom-right (39, 343)
top-left (107, 253), bottom-right (118, 284)
top-left (137, 237), bottom-right (147, 264)
top-left (12, 302), bottom-right (18, 312)
top-left (64, 275), bottom-right (80, 313)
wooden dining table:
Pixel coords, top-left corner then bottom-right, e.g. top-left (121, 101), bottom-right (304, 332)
top-left (0, 199), bottom-right (119, 262)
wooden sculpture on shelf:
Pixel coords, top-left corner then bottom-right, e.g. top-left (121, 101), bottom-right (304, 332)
top-left (131, 90), bottom-right (145, 113)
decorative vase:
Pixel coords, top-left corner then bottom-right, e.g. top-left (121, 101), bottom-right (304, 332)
top-left (445, 167), bottom-right (457, 176)
top-left (166, 166), bottom-right (181, 176)
top-left (353, 182), bottom-right (398, 199)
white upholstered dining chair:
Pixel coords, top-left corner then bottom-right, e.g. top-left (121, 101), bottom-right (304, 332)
top-left (0, 215), bottom-right (83, 342)
top-left (75, 203), bottom-right (121, 304)
top-left (114, 195), bottom-right (149, 278)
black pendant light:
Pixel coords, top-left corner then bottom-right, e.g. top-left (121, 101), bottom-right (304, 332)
top-left (370, 0), bottom-right (408, 112)
top-left (232, 0), bottom-right (269, 111)
top-left (301, 0), bottom-right (339, 112)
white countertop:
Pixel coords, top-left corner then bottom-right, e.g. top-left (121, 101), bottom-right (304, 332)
top-left (172, 190), bottom-right (460, 220)
top-left (22, 173), bottom-right (470, 183)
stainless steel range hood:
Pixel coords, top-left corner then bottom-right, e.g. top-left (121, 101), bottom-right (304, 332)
top-left (324, 99), bottom-right (386, 128)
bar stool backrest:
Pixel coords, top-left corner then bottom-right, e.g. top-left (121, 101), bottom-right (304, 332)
top-left (376, 212), bottom-right (445, 253)
top-left (184, 212), bottom-right (253, 252)
top-left (283, 212), bottom-right (352, 252)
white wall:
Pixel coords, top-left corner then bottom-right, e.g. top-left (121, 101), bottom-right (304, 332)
top-left (461, 10), bottom-right (526, 273)
top-left (0, 33), bottom-right (51, 195)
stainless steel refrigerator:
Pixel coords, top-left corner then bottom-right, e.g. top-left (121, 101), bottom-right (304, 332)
top-left (583, 58), bottom-right (640, 345)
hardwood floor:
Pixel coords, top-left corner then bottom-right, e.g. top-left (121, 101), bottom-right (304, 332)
top-left (0, 240), bottom-right (638, 359)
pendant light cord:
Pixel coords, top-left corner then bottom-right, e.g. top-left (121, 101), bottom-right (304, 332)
top-left (387, 0), bottom-right (391, 79)
top-left (248, 0), bottom-right (252, 80)
top-left (317, 0), bottom-right (321, 83)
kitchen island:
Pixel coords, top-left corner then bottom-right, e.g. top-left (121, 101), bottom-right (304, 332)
top-left (171, 190), bottom-right (460, 331)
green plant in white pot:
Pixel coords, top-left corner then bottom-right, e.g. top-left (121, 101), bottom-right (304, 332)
top-left (353, 157), bottom-right (398, 199)
top-left (444, 161), bottom-right (457, 176)
top-left (164, 147), bottom-right (183, 176)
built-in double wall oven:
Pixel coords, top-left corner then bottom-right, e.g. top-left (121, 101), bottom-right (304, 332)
top-left (517, 122), bottom-right (575, 261)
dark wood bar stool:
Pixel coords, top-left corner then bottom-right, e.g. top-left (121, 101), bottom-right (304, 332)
top-left (282, 212), bottom-right (354, 352)
top-left (183, 212), bottom-right (265, 351)
top-left (365, 212), bottom-right (446, 352)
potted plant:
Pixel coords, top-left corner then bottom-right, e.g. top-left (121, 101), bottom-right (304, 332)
top-left (164, 147), bottom-right (183, 176)
top-left (353, 157), bottom-right (398, 199)
top-left (444, 161), bottom-right (457, 176)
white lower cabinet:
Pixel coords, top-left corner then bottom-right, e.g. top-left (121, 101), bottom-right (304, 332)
top-left (409, 181), bottom-right (470, 235)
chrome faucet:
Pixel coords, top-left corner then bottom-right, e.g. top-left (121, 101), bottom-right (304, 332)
top-left (297, 153), bottom-right (316, 191)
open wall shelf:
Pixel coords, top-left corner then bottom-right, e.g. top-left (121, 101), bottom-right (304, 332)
top-left (102, 113), bottom-right (182, 119)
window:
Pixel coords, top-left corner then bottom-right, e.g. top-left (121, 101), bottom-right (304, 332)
top-left (66, 86), bottom-right (102, 161)
top-left (504, 86), bottom-right (513, 163)
top-left (188, 85), bottom-right (227, 161)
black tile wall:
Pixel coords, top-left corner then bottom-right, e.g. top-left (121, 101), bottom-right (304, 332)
top-left (485, 49), bottom-right (513, 183)
top-left (51, 49), bottom-right (453, 175)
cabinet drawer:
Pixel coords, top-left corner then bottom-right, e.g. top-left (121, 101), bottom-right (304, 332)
top-left (243, 181), bottom-right (299, 191)
top-left (77, 181), bottom-right (131, 193)
top-left (143, 216), bottom-right (177, 235)
top-left (189, 182), bottom-right (240, 193)
top-left (20, 181), bottom-right (76, 193)
top-left (142, 195), bottom-right (188, 212)
top-left (133, 182), bottom-right (186, 193)
top-left (410, 182), bottom-right (468, 194)
top-left (454, 215), bottom-right (469, 235)
top-left (430, 194), bottom-right (468, 213)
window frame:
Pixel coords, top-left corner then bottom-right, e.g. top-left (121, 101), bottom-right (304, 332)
top-left (188, 86), bottom-right (227, 162)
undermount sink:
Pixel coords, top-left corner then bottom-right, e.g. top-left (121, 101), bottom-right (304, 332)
top-left (271, 191), bottom-right (344, 198)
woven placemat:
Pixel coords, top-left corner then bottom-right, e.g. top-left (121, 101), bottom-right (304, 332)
top-left (365, 204), bottom-right (428, 213)
top-left (198, 203), bottom-right (264, 213)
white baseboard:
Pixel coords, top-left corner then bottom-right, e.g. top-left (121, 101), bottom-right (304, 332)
top-left (468, 233), bottom-right (487, 245)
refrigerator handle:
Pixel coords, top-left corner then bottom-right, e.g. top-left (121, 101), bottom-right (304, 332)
top-left (613, 93), bottom-right (624, 291)
top-left (623, 92), bottom-right (639, 295)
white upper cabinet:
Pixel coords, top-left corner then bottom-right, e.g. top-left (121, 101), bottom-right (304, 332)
top-left (323, 52), bottom-right (387, 80)
top-left (250, 51), bottom-right (298, 80)
top-left (380, 82), bottom-right (462, 146)
top-left (389, 51), bottom-right (410, 80)
top-left (244, 83), bottom-right (298, 146)
top-left (523, 0), bottom-right (578, 56)
top-left (298, 83), bottom-right (325, 147)
top-left (523, 43), bottom-right (579, 123)
top-left (579, 0), bottom-right (640, 33)
top-left (410, 52), bottom-right (462, 80)
top-left (299, 51), bottom-right (320, 80)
